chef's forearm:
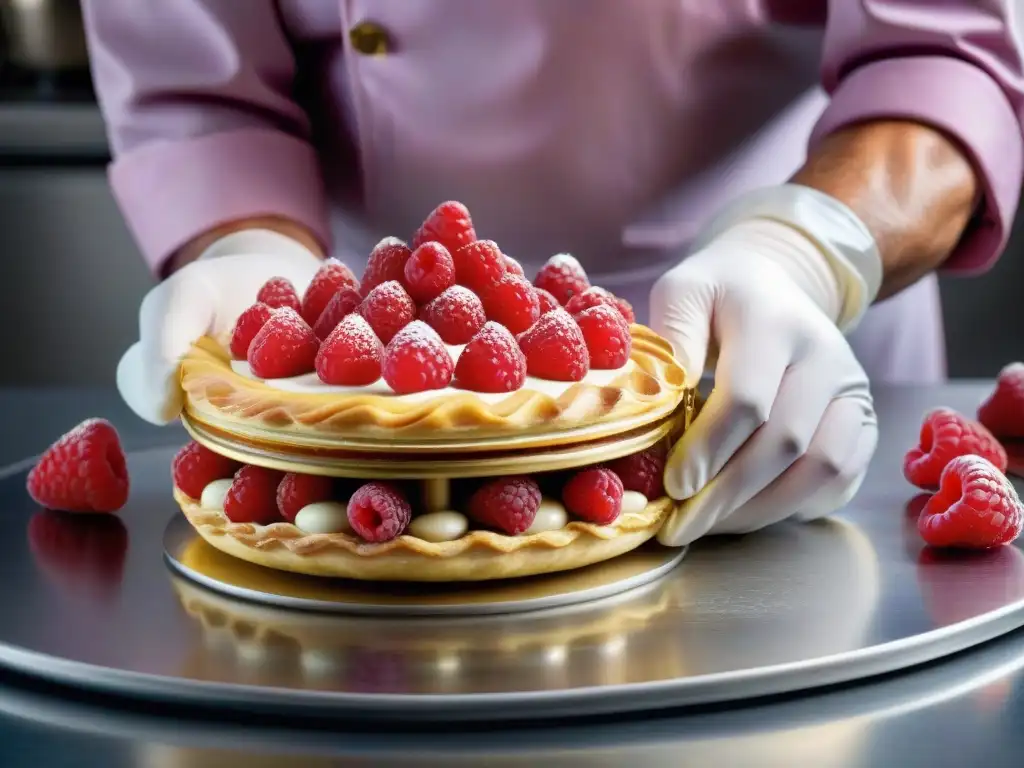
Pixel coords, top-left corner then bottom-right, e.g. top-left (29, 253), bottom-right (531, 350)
top-left (792, 120), bottom-right (979, 300)
top-left (165, 216), bottom-right (326, 274)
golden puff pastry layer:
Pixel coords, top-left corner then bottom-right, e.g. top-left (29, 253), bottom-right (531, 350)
top-left (175, 486), bottom-right (675, 582)
top-left (179, 325), bottom-right (687, 446)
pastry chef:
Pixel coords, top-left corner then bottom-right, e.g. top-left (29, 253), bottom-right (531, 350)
top-left (82, 2), bottom-right (1024, 547)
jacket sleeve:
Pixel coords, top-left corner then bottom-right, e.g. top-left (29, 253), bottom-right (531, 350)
top-left (81, 1), bottom-right (331, 274)
top-left (811, 0), bottom-right (1024, 273)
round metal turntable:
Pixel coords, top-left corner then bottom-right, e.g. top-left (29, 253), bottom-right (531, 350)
top-left (3, 444), bottom-right (1024, 723)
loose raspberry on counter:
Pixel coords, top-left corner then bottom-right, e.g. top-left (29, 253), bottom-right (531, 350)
top-left (247, 307), bottom-right (320, 379)
top-left (565, 287), bottom-right (635, 324)
top-left (563, 468), bottom-right (624, 525)
top-left (229, 302), bottom-right (275, 359)
top-left (918, 455), bottom-right (1023, 549)
top-left (404, 241), bottom-right (456, 303)
top-left (534, 253), bottom-right (590, 305)
top-left (382, 320), bottom-right (454, 394)
top-left (535, 287), bottom-right (560, 315)
top-left (419, 285), bottom-right (486, 344)
top-left (277, 472), bottom-right (335, 523)
top-left (607, 444), bottom-right (667, 500)
top-left (504, 255), bottom-right (526, 277)
top-left (256, 276), bottom-right (301, 311)
top-left (411, 201), bottom-right (477, 255)
top-left (517, 308), bottom-right (590, 382)
top-left (312, 288), bottom-right (363, 340)
top-left (359, 280), bottom-right (417, 344)
top-left (361, 237), bottom-right (412, 296)
top-left (455, 322), bottom-right (527, 393)
top-left (978, 362), bottom-right (1024, 440)
top-left (452, 240), bottom-right (507, 294)
top-left (172, 441), bottom-right (239, 500)
top-left (575, 304), bottom-right (632, 369)
top-left (481, 274), bottom-right (541, 334)
top-left (468, 476), bottom-right (542, 535)
top-left (316, 313), bottom-right (384, 386)
top-left (27, 418), bottom-right (130, 514)
top-left (347, 482), bottom-right (412, 542)
top-left (903, 407), bottom-right (1007, 490)
top-left (223, 465), bottom-right (285, 525)
top-left (300, 258), bottom-right (360, 325)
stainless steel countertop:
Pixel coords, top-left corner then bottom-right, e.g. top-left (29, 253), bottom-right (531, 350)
top-left (2, 384), bottom-right (1023, 767)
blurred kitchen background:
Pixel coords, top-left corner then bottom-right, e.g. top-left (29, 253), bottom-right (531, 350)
top-left (0, 1), bottom-right (1020, 387)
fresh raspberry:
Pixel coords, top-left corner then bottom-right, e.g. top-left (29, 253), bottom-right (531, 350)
top-left (467, 476), bottom-right (541, 535)
top-left (347, 482), bottom-right (412, 542)
top-left (575, 304), bottom-right (632, 369)
top-left (247, 307), bottom-right (319, 379)
top-left (361, 237), bottom-right (412, 296)
top-left (172, 440), bottom-right (239, 499)
top-left (223, 465), bottom-right (285, 525)
top-left (903, 407), bottom-right (1007, 490)
top-left (403, 241), bottom-right (455, 303)
top-left (454, 322), bottom-right (527, 393)
top-left (27, 510), bottom-right (129, 601)
top-left (504, 255), bottom-right (526, 277)
top-left (419, 285), bottom-right (486, 344)
top-left (517, 308), bottom-right (590, 382)
top-left (607, 444), bottom-right (668, 499)
top-left (613, 296), bottom-right (636, 324)
top-left (26, 419), bottom-right (129, 514)
top-left (481, 274), bottom-right (541, 334)
top-left (533, 253), bottom-right (590, 305)
top-left (535, 287), bottom-right (561, 315)
top-left (918, 455), bottom-right (1023, 549)
top-left (300, 258), bottom-right (360, 325)
top-left (978, 362), bottom-right (1024, 439)
top-left (229, 302), bottom-right (274, 359)
top-left (256, 276), bottom-right (301, 311)
top-left (382, 320), bottom-right (454, 394)
top-left (565, 287), bottom-right (635, 324)
top-left (452, 240), bottom-right (507, 294)
top-left (312, 288), bottom-right (363, 340)
top-left (276, 472), bottom-right (335, 523)
top-left (411, 201), bottom-right (477, 255)
top-left (315, 313), bottom-right (384, 385)
top-left (358, 280), bottom-right (417, 344)
top-left (563, 467), bottom-right (624, 525)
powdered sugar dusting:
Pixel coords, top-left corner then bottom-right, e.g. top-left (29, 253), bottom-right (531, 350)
top-left (547, 253), bottom-right (582, 270)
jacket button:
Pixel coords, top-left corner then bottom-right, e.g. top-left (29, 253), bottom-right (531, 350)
top-left (349, 21), bottom-right (391, 56)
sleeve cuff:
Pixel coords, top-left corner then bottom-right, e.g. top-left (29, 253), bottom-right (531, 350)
top-left (108, 127), bottom-right (332, 275)
top-left (810, 55), bottom-right (1022, 274)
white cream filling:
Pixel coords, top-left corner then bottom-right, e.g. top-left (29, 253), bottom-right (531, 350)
top-left (229, 344), bottom-right (632, 402)
top-left (408, 511), bottom-right (469, 543)
top-left (526, 499), bottom-right (569, 534)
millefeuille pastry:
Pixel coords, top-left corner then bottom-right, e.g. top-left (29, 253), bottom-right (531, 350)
top-left (171, 201), bottom-right (693, 582)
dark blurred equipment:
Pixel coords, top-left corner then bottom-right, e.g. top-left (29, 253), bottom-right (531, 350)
top-left (0, 0), bottom-right (92, 98)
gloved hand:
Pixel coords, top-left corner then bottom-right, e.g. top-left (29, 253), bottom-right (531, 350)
top-left (651, 189), bottom-right (880, 548)
top-left (117, 230), bottom-right (323, 425)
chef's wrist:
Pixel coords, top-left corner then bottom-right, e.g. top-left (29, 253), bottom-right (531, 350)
top-left (165, 216), bottom-right (325, 275)
top-left (691, 185), bottom-right (881, 333)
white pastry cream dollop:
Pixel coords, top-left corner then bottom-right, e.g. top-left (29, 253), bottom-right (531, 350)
top-left (229, 344), bottom-right (633, 403)
top-left (408, 511), bottom-right (469, 543)
top-left (526, 499), bottom-right (569, 534)
top-left (621, 491), bottom-right (650, 515)
top-left (294, 501), bottom-right (352, 535)
top-left (200, 478), bottom-right (234, 509)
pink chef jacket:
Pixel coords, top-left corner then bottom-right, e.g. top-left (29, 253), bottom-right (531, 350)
top-left (81, 1), bottom-right (1024, 385)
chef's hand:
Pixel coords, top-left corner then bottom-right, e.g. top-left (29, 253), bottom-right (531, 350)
top-left (117, 230), bottom-right (322, 425)
top-left (651, 188), bottom-right (880, 547)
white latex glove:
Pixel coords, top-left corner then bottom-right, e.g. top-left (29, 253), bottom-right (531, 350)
top-left (117, 230), bottom-right (323, 425)
top-left (652, 196), bottom-right (879, 548)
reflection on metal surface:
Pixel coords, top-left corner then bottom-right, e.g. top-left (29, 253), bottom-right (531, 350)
top-left (1, 444), bottom-right (1024, 722)
top-left (164, 514), bottom-right (686, 616)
